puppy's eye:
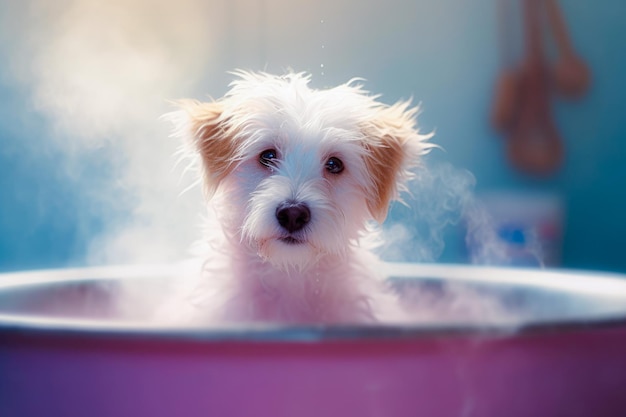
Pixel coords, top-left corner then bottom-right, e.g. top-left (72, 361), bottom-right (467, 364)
top-left (259, 149), bottom-right (278, 168)
top-left (325, 157), bottom-right (344, 174)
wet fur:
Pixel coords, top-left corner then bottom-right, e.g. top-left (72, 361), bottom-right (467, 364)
top-left (164, 71), bottom-right (432, 324)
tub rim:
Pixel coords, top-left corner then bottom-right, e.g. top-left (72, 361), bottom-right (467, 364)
top-left (1, 262), bottom-right (625, 343)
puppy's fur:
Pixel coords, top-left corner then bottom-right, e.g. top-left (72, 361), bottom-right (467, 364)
top-left (166, 71), bottom-right (432, 324)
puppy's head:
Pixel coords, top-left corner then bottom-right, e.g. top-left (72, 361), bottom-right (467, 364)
top-left (169, 71), bottom-right (432, 270)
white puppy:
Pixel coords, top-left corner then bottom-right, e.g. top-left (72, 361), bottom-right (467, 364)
top-left (166, 71), bottom-right (432, 325)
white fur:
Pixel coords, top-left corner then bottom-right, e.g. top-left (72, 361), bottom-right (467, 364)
top-left (163, 71), bottom-right (433, 324)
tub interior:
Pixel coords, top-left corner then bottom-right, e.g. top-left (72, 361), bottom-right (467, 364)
top-left (0, 263), bottom-right (625, 335)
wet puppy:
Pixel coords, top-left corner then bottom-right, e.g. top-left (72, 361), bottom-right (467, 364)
top-left (166, 71), bottom-right (432, 324)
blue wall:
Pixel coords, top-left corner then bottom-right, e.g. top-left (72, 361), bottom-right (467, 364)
top-left (0, 0), bottom-right (625, 272)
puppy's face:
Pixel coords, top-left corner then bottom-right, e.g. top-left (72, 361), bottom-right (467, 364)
top-left (172, 71), bottom-right (431, 270)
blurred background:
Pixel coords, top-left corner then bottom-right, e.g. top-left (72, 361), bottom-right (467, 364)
top-left (0, 0), bottom-right (624, 273)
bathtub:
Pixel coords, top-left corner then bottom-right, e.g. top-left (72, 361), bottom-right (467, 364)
top-left (1, 262), bottom-right (625, 417)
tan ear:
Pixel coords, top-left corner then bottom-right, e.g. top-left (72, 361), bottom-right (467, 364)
top-left (363, 136), bottom-right (407, 223)
top-left (174, 100), bottom-right (238, 194)
top-left (362, 101), bottom-right (432, 223)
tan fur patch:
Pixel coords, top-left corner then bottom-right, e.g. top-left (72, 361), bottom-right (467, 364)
top-left (363, 136), bottom-right (406, 223)
top-left (178, 100), bottom-right (238, 192)
top-left (362, 102), bottom-right (422, 223)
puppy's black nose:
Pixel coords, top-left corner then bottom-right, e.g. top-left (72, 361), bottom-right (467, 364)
top-left (276, 202), bottom-right (311, 233)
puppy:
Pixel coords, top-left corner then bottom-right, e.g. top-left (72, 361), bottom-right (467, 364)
top-left (166, 71), bottom-right (432, 325)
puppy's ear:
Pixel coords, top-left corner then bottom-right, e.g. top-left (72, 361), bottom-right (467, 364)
top-left (169, 100), bottom-right (237, 195)
top-left (362, 101), bottom-right (432, 223)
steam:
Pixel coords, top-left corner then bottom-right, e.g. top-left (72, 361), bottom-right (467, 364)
top-left (0, 0), bottom-right (222, 264)
top-left (381, 161), bottom-right (512, 265)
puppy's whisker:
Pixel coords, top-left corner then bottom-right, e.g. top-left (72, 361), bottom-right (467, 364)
top-left (178, 179), bottom-right (201, 197)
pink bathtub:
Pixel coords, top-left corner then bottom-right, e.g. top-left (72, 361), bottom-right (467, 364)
top-left (1, 263), bottom-right (625, 417)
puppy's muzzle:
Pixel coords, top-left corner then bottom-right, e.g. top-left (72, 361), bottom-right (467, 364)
top-left (276, 202), bottom-right (311, 234)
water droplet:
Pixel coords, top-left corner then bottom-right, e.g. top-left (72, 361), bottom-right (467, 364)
top-left (321, 45), bottom-right (325, 49)
top-left (320, 64), bottom-right (324, 68)
top-left (320, 19), bottom-right (324, 24)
